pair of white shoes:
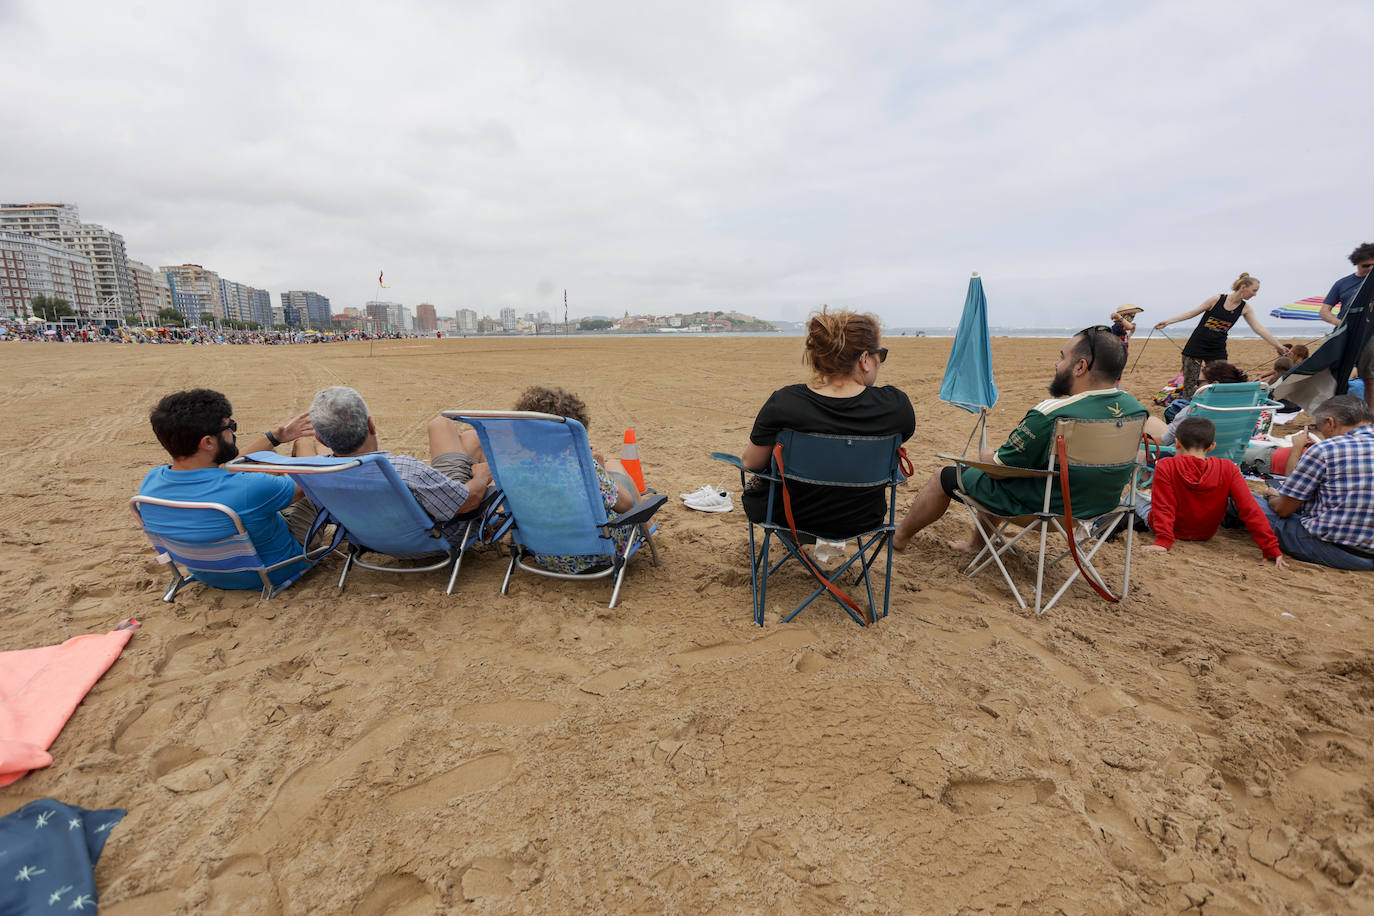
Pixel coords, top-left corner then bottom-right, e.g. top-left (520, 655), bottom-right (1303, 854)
top-left (681, 484), bottom-right (733, 512)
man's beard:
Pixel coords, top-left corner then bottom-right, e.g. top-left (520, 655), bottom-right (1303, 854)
top-left (1048, 364), bottom-right (1073, 398)
top-left (213, 437), bottom-right (240, 465)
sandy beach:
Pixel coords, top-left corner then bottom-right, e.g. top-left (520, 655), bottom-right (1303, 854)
top-left (1, 333), bottom-right (1371, 914)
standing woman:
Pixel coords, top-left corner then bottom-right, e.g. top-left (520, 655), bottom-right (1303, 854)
top-left (1154, 272), bottom-right (1289, 398)
top-left (741, 309), bottom-right (915, 538)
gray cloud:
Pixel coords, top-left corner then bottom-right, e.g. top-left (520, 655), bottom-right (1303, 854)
top-left (5, 0), bottom-right (1369, 326)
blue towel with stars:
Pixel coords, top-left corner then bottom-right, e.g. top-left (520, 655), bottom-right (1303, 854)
top-left (0, 799), bottom-right (124, 914)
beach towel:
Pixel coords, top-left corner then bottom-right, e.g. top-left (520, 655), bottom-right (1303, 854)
top-left (0, 627), bottom-right (136, 787)
top-left (0, 798), bottom-right (125, 915)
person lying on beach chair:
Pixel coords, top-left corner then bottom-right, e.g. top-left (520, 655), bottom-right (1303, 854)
top-left (308, 386), bottom-right (492, 537)
top-left (893, 328), bottom-right (1147, 552)
top-left (136, 388), bottom-right (325, 591)
top-left (1135, 417), bottom-right (1286, 566)
top-left (506, 385), bottom-right (641, 573)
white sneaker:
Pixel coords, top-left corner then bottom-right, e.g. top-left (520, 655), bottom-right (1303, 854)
top-left (680, 484), bottom-right (719, 501)
top-left (683, 487), bottom-right (733, 512)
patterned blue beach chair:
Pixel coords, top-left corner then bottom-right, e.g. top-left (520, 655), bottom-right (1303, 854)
top-left (226, 452), bottom-right (490, 594)
top-left (1151, 382), bottom-right (1282, 467)
top-left (130, 495), bottom-right (334, 602)
top-left (712, 430), bottom-right (907, 627)
top-left (443, 411), bottom-right (666, 608)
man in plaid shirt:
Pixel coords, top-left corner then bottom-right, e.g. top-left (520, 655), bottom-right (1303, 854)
top-left (1263, 395), bottom-right (1374, 570)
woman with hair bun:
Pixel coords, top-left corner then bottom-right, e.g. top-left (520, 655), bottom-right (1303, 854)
top-left (739, 309), bottom-right (915, 537)
top-left (1154, 272), bottom-right (1289, 398)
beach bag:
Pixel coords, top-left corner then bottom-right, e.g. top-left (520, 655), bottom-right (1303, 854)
top-left (1153, 374), bottom-right (1184, 406)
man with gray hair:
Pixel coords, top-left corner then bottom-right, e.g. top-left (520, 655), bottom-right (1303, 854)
top-left (1262, 395), bottom-right (1374, 570)
top-left (309, 386), bottom-right (492, 539)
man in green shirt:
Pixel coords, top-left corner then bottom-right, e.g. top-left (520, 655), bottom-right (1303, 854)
top-left (894, 328), bottom-right (1148, 552)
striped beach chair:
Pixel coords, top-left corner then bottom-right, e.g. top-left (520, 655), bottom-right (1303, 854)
top-left (130, 496), bottom-right (331, 602)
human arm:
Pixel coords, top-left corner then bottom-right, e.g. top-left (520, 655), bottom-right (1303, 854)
top-left (742, 443), bottom-right (772, 472)
top-left (456, 462), bottom-right (491, 514)
top-left (1320, 280), bottom-right (1345, 326)
top-left (1241, 306), bottom-right (1291, 355)
top-left (1272, 442), bottom-right (1325, 518)
top-left (1155, 298), bottom-right (1215, 330)
top-left (1147, 461), bottom-right (1178, 549)
top-left (1284, 429), bottom-right (1315, 475)
top-left (242, 411), bottom-right (314, 455)
top-left (992, 409), bottom-right (1052, 469)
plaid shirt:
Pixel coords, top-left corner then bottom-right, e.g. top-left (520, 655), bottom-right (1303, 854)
top-left (1278, 424), bottom-right (1374, 550)
top-left (380, 451), bottom-right (471, 538)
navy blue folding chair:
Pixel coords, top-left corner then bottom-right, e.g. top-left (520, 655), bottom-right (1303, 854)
top-left (712, 431), bottom-right (906, 627)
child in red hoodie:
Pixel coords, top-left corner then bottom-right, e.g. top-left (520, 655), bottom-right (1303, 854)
top-left (1139, 417), bottom-right (1288, 566)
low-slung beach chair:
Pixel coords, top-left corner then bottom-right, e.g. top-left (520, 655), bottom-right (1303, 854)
top-left (225, 452), bottom-right (489, 594)
top-left (945, 414), bottom-right (1147, 615)
top-left (442, 411), bottom-right (665, 608)
top-left (130, 495), bottom-right (335, 602)
top-left (1152, 382), bottom-right (1281, 467)
top-left (712, 430), bottom-right (907, 627)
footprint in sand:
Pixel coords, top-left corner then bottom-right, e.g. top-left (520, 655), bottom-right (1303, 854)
top-left (578, 669), bottom-right (648, 696)
top-left (461, 857), bottom-right (516, 901)
top-left (207, 853), bottom-right (281, 916)
top-left (940, 776), bottom-right (1056, 815)
top-left (382, 753), bottom-right (514, 816)
top-left (355, 873), bottom-right (437, 915)
top-left (669, 628), bottom-right (818, 666)
top-left (452, 700), bottom-right (561, 726)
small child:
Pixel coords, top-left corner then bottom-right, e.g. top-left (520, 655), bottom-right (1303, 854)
top-left (1138, 417), bottom-right (1288, 566)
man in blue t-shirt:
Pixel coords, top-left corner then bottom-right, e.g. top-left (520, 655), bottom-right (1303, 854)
top-left (137, 388), bottom-right (321, 590)
top-left (1319, 242), bottom-right (1374, 413)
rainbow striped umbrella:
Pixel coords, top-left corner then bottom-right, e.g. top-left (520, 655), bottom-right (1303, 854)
top-left (1270, 296), bottom-right (1337, 321)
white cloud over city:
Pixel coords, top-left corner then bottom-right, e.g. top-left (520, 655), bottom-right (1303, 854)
top-left (4, 0), bottom-right (1369, 326)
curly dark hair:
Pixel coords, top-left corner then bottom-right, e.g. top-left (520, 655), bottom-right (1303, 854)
top-left (1349, 242), bottom-right (1374, 265)
top-left (150, 388), bottom-right (232, 459)
top-left (514, 385), bottom-right (590, 428)
top-left (803, 309), bottom-right (881, 382)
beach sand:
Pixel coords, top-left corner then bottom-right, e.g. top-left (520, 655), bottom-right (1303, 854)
top-left (1, 334), bottom-right (1371, 914)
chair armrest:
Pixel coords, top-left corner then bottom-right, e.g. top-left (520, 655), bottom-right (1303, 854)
top-left (606, 493), bottom-right (668, 528)
top-left (710, 451), bottom-right (778, 484)
top-left (934, 454), bottom-right (1052, 479)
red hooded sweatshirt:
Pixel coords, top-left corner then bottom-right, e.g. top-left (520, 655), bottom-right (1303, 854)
top-left (1148, 455), bottom-right (1280, 557)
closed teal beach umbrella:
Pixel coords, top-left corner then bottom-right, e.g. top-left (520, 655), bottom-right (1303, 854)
top-left (939, 273), bottom-right (999, 413)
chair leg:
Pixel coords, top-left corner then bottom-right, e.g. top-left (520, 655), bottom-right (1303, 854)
top-left (608, 556), bottom-right (629, 609)
top-left (642, 524), bottom-right (660, 566)
top-left (757, 530), bottom-right (772, 626)
top-left (501, 550), bottom-right (517, 596)
top-left (1034, 519), bottom-right (1050, 614)
top-left (162, 567), bottom-right (187, 603)
top-left (445, 547), bottom-right (463, 595)
top-left (337, 550), bottom-right (355, 590)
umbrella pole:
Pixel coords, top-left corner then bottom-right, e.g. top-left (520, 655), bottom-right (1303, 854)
top-left (961, 407), bottom-right (989, 458)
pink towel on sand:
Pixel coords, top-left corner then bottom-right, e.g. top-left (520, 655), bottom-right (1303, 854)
top-left (0, 628), bottom-right (135, 786)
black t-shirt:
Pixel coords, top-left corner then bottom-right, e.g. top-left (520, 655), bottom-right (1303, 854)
top-left (1183, 292), bottom-right (1242, 360)
top-left (746, 384), bottom-right (915, 538)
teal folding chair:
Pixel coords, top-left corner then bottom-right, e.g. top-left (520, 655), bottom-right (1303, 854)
top-left (712, 430), bottom-right (906, 627)
top-left (130, 495), bottom-right (335, 602)
top-left (225, 452), bottom-right (492, 594)
top-left (1152, 382), bottom-right (1280, 466)
top-left (443, 411), bottom-right (666, 608)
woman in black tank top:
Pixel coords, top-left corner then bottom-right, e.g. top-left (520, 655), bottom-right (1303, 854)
top-left (1154, 272), bottom-right (1290, 397)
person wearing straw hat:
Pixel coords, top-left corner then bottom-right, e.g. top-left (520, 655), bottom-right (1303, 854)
top-left (1110, 306), bottom-right (1141, 354)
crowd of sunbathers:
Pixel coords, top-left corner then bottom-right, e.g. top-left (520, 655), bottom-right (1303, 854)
top-left (134, 241), bottom-right (1374, 602)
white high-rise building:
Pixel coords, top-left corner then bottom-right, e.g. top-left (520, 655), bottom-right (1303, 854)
top-left (499, 307), bottom-right (517, 331)
top-left (456, 308), bottom-right (477, 333)
top-left (0, 203), bottom-right (132, 321)
top-left (0, 230), bottom-right (98, 319)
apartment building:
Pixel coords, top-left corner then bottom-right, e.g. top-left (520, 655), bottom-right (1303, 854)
top-left (0, 230), bottom-right (98, 319)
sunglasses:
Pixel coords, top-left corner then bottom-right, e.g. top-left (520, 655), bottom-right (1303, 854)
top-left (869, 347), bottom-right (889, 363)
top-left (215, 419), bottom-right (238, 435)
top-left (1077, 325), bottom-right (1113, 371)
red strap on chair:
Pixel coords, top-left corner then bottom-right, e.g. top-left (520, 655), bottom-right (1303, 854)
top-left (897, 447), bottom-right (914, 478)
top-left (1056, 434), bottom-right (1119, 604)
top-left (772, 442), bottom-right (872, 626)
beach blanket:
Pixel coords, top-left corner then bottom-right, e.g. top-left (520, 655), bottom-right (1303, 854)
top-left (0, 627), bottom-right (136, 787)
top-left (0, 799), bottom-right (125, 915)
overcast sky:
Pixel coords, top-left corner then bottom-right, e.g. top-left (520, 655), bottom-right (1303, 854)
top-left (5, 0), bottom-right (1369, 327)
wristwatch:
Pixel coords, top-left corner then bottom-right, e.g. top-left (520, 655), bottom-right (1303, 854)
top-left (264, 429), bottom-right (281, 447)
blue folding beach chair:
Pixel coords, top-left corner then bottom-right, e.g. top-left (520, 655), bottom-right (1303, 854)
top-left (442, 411), bottom-right (666, 608)
top-left (130, 495), bottom-right (336, 602)
top-left (225, 452), bottom-right (490, 594)
top-left (712, 431), bottom-right (907, 627)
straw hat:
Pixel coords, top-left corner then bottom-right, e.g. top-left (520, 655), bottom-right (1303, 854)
top-left (1116, 305), bottom-right (1143, 317)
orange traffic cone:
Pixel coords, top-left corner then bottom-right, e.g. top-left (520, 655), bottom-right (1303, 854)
top-left (621, 429), bottom-right (647, 494)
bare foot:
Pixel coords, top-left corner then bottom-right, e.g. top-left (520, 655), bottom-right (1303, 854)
top-left (892, 532), bottom-right (911, 552)
top-left (947, 538), bottom-right (980, 553)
